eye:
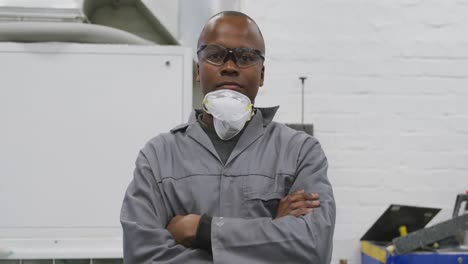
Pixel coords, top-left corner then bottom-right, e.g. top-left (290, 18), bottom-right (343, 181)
top-left (237, 51), bottom-right (258, 63)
top-left (240, 54), bottom-right (256, 61)
top-left (206, 52), bottom-right (224, 60)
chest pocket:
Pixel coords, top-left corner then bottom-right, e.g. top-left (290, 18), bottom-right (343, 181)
top-left (242, 173), bottom-right (294, 218)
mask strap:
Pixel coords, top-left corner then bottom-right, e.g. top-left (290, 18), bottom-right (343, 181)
top-left (247, 104), bottom-right (254, 121)
top-left (202, 98), bottom-right (212, 114)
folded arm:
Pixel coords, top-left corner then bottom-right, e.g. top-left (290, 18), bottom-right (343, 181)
top-left (168, 138), bottom-right (336, 264)
top-left (210, 138), bottom-right (335, 264)
top-left (120, 151), bottom-right (212, 264)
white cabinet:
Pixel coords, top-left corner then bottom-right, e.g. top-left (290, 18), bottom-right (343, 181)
top-left (0, 43), bottom-right (192, 259)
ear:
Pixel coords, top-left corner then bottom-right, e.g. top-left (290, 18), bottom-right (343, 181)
top-left (259, 65), bottom-right (265, 87)
top-left (196, 63), bottom-right (201, 82)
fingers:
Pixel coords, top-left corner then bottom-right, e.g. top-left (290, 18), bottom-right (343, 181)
top-left (287, 190), bottom-right (320, 203)
top-left (289, 207), bottom-right (313, 217)
top-left (305, 193), bottom-right (320, 200)
top-left (285, 190), bottom-right (320, 217)
top-left (289, 200), bottom-right (320, 210)
top-left (291, 192), bottom-right (319, 202)
top-left (276, 190), bottom-right (321, 219)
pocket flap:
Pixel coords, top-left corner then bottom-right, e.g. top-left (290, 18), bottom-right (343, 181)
top-left (244, 191), bottom-right (284, 201)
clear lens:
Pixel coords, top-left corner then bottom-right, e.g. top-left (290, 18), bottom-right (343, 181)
top-left (200, 45), bottom-right (226, 65)
top-left (199, 45), bottom-right (263, 68)
top-left (234, 49), bottom-right (260, 67)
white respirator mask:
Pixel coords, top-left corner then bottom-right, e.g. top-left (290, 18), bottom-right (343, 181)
top-left (202, 89), bottom-right (254, 140)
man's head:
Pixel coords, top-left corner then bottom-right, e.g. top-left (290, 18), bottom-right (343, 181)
top-left (196, 11), bottom-right (265, 104)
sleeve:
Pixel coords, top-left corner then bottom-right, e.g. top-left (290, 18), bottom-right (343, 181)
top-left (193, 214), bottom-right (213, 253)
top-left (120, 150), bottom-right (213, 264)
top-left (210, 137), bottom-right (336, 264)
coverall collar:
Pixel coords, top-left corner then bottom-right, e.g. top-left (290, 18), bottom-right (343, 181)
top-left (170, 106), bottom-right (280, 166)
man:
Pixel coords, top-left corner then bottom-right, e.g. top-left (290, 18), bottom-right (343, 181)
top-left (121, 11), bottom-right (335, 264)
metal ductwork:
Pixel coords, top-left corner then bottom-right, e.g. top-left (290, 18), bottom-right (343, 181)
top-left (0, 22), bottom-right (152, 44)
top-left (0, 0), bottom-right (178, 45)
top-left (82, 0), bottom-right (178, 45)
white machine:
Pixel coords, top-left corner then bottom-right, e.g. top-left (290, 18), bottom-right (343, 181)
top-left (0, 42), bottom-right (192, 260)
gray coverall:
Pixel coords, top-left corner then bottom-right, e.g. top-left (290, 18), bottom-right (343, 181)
top-left (121, 107), bottom-right (336, 263)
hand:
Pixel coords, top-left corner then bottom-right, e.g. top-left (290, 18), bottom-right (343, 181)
top-left (167, 214), bottom-right (201, 247)
top-left (275, 189), bottom-right (320, 219)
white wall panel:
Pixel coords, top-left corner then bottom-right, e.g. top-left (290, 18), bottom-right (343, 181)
top-left (0, 43), bottom-right (192, 259)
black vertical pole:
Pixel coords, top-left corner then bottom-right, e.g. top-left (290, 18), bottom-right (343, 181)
top-left (299, 77), bottom-right (307, 125)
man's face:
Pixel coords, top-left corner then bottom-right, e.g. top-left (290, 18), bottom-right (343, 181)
top-left (196, 16), bottom-right (265, 103)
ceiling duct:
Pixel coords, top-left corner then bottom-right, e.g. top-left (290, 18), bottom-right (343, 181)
top-left (0, 0), bottom-right (177, 45)
top-left (0, 0), bottom-right (86, 23)
top-left (82, 0), bottom-right (178, 45)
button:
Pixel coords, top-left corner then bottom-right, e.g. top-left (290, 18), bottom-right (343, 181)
top-left (216, 217), bottom-right (224, 227)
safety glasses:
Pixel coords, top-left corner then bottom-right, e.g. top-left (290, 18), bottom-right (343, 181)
top-left (197, 44), bottom-right (265, 68)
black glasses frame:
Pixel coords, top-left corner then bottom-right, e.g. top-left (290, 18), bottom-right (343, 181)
top-left (197, 44), bottom-right (265, 67)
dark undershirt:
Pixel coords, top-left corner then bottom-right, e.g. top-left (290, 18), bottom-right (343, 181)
top-left (197, 113), bottom-right (245, 164)
top-left (192, 112), bottom-right (247, 253)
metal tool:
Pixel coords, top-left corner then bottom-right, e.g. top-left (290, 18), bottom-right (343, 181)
top-left (454, 192), bottom-right (468, 247)
top-left (389, 213), bottom-right (468, 254)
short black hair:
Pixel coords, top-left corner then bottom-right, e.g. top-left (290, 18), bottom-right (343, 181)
top-left (197, 11), bottom-right (265, 53)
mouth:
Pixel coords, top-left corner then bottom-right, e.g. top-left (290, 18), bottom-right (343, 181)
top-left (216, 82), bottom-right (243, 92)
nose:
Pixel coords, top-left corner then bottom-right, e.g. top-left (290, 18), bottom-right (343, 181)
top-left (220, 54), bottom-right (240, 76)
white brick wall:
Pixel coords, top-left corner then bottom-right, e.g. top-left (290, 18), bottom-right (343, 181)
top-left (241, 1), bottom-right (468, 263)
